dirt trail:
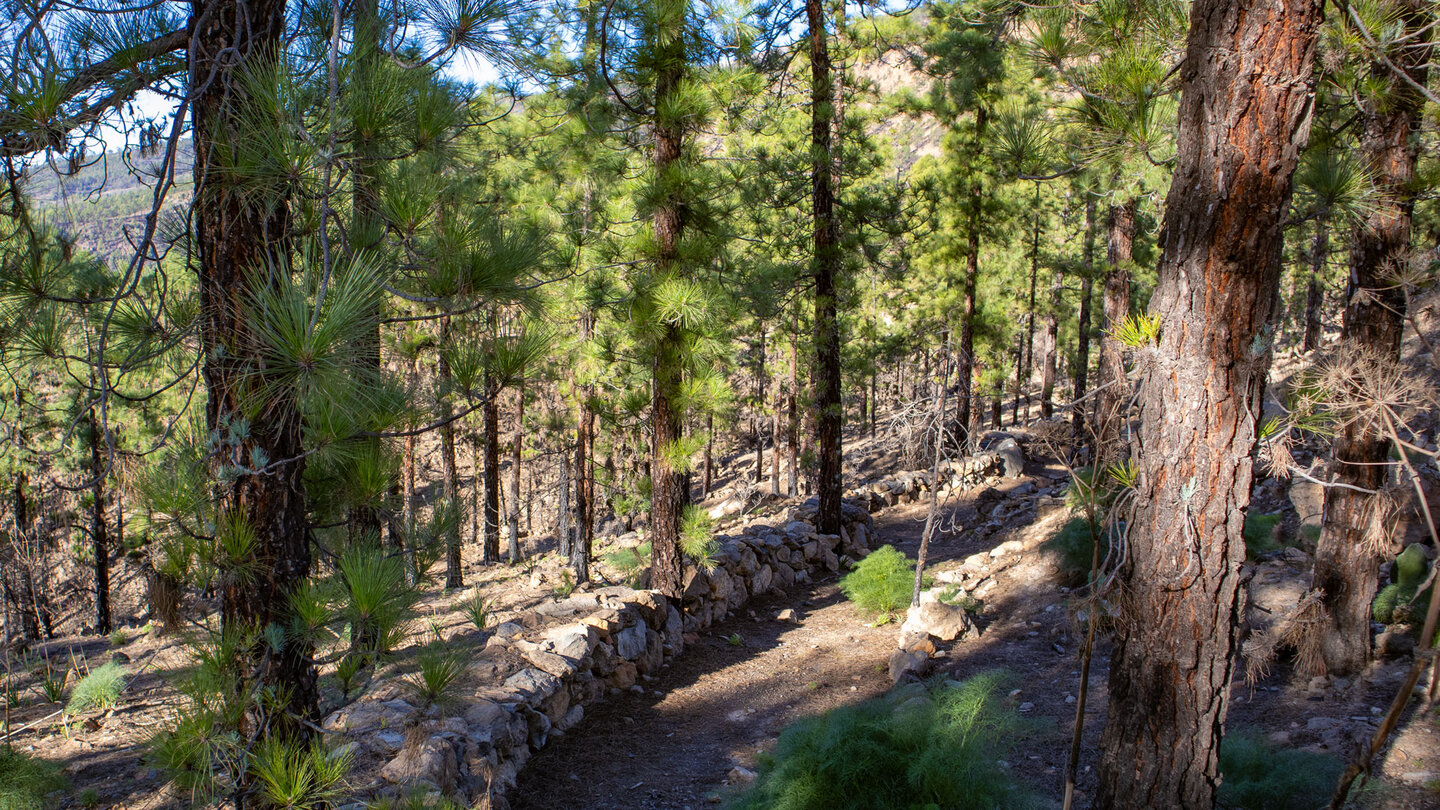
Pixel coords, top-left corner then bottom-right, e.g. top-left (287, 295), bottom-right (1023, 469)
top-left (508, 482), bottom-right (1066, 810)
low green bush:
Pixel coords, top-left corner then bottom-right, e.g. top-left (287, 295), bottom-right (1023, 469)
top-left (1373, 544), bottom-right (1431, 624)
top-left (1046, 517), bottom-right (1109, 587)
top-left (728, 672), bottom-right (1033, 810)
top-left (1242, 512), bottom-right (1284, 558)
top-left (67, 662), bottom-right (126, 715)
top-left (603, 541), bottom-right (652, 587)
top-left (840, 546), bottom-right (925, 622)
top-left (1218, 731), bottom-right (1342, 810)
top-left (0, 748), bottom-right (67, 810)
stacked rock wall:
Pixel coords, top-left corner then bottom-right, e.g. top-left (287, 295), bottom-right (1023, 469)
top-left (327, 500), bottom-right (877, 808)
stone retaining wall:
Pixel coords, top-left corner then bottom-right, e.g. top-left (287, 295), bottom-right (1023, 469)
top-left (326, 454), bottom-right (1011, 808)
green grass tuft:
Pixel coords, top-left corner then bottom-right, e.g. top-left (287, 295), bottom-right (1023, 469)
top-left (1218, 731), bottom-right (1342, 810)
top-left (1242, 512), bottom-right (1285, 558)
top-left (840, 546), bottom-right (923, 622)
top-left (67, 662), bottom-right (126, 715)
top-left (0, 748), bottom-right (67, 810)
top-left (1045, 517), bottom-right (1109, 587)
top-left (727, 672), bottom-right (1033, 810)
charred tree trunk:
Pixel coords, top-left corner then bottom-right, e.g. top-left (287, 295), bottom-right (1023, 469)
top-left (88, 408), bottom-right (111, 635)
top-left (1095, 0), bottom-right (1321, 805)
top-left (788, 328), bottom-right (799, 496)
top-left (809, 0), bottom-right (843, 535)
top-left (193, 0), bottom-right (318, 741)
top-left (754, 327), bottom-right (766, 485)
top-left (1313, 0), bottom-right (1432, 677)
top-left (1022, 184), bottom-right (1041, 424)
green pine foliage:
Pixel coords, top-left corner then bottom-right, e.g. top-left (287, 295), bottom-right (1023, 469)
top-left (1241, 513), bottom-right (1285, 558)
top-left (840, 546), bottom-right (926, 622)
top-left (1217, 732), bottom-right (1343, 810)
top-left (1045, 516), bottom-right (1108, 587)
top-left (727, 673), bottom-right (1033, 810)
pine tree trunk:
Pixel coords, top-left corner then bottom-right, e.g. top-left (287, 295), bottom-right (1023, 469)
top-left (507, 378), bottom-right (524, 564)
top-left (1094, 197), bottom-right (1136, 463)
top-left (771, 372), bottom-right (781, 493)
top-left (1023, 185), bottom-right (1041, 424)
top-left (754, 327), bottom-right (765, 485)
top-left (1042, 221), bottom-right (1063, 420)
top-left (788, 328), bottom-right (799, 496)
top-left (439, 316), bottom-right (463, 586)
top-left (952, 172), bottom-right (982, 452)
top-left (648, 6), bottom-right (689, 598)
top-left (701, 414), bottom-right (713, 499)
top-left (192, 0), bottom-right (317, 740)
top-left (1313, 0), bottom-right (1431, 677)
top-left (1073, 195), bottom-right (1097, 439)
top-left (88, 408), bottom-right (111, 635)
top-left (1303, 217), bottom-right (1329, 352)
top-left (809, 0), bottom-right (843, 535)
top-left (1095, 0), bottom-right (1321, 804)
top-left (483, 365), bottom-right (501, 564)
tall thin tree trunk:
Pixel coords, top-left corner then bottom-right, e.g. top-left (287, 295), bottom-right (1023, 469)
top-left (1313, 0), bottom-right (1432, 677)
top-left (701, 414), bottom-right (713, 498)
top-left (771, 372), bottom-right (781, 493)
top-left (1072, 195), bottom-right (1097, 439)
top-left (952, 118), bottom-right (984, 452)
top-left (1023, 184), bottom-right (1041, 423)
top-left (647, 1), bottom-right (690, 598)
top-left (1095, 0), bottom-right (1321, 804)
top-left (507, 376), bottom-right (524, 564)
top-left (1303, 216), bottom-right (1329, 352)
top-left (88, 408), bottom-right (111, 635)
top-left (809, 0), bottom-right (843, 535)
top-left (754, 327), bottom-right (766, 485)
top-left (440, 315), bottom-right (463, 587)
top-left (483, 364), bottom-right (501, 564)
top-left (1094, 197), bottom-right (1136, 463)
top-left (788, 327), bottom-right (799, 496)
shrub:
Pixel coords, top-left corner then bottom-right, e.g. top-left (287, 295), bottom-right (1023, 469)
top-left (681, 506), bottom-right (719, 569)
top-left (252, 737), bottom-right (351, 810)
top-left (0, 748), bottom-right (67, 810)
top-left (1218, 731), bottom-right (1342, 810)
top-left (840, 546), bottom-right (924, 622)
top-left (728, 673), bottom-right (1032, 810)
top-left (405, 642), bottom-right (465, 706)
top-left (35, 662), bottom-right (66, 704)
top-left (603, 541), bottom-right (652, 587)
top-left (1046, 517), bottom-right (1109, 587)
top-left (108, 628), bottom-right (127, 647)
top-left (1374, 545), bottom-right (1431, 624)
top-left (67, 662), bottom-right (126, 715)
top-left (1242, 512), bottom-right (1284, 558)
top-left (459, 590), bottom-right (490, 632)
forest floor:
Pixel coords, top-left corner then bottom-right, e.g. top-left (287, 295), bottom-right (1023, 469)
top-left (3, 430), bottom-right (1440, 809)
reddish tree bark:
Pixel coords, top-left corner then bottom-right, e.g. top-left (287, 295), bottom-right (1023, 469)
top-left (1096, 0), bottom-right (1322, 805)
top-left (1313, 0), bottom-right (1433, 677)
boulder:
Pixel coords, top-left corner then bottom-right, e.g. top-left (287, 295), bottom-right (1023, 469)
top-left (994, 438), bottom-right (1025, 478)
top-left (889, 648), bottom-right (930, 683)
top-left (900, 602), bottom-right (974, 643)
top-left (614, 620), bottom-right (648, 660)
top-left (381, 724), bottom-right (463, 795)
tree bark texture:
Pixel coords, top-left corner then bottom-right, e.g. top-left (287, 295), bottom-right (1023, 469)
top-left (1093, 198), bottom-right (1135, 464)
top-left (1313, 0), bottom-right (1432, 678)
top-left (647, 7), bottom-right (689, 598)
top-left (1096, 0), bottom-right (1321, 805)
top-left (192, 0), bottom-right (317, 740)
top-left (1073, 195), bottom-right (1097, 439)
top-left (1303, 217), bottom-right (1329, 352)
top-left (809, 0), bottom-right (843, 535)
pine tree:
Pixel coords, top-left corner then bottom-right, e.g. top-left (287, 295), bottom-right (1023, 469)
top-left (1095, 0), bottom-right (1322, 803)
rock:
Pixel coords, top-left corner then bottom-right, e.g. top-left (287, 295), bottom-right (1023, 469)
top-left (727, 766), bottom-right (758, 785)
top-left (605, 661), bottom-right (638, 689)
top-left (994, 438), bottom-right (1025, 478)
top-left (989, 539), bottom-right (1024, 558)
top-left (535, 594), bottom-right (602, 618)
top-left (752, 565), bottom-right (774, 595)
top-left (665, 604), bottom-right (685, 654)
top-left (381, 725), bottom-right (461, 795)
top-left (900, 602), bottom-right (974, 643)
top-left (1017, 702), bottom-right (1035, 713)
top-left (889, 649), bottom-right (930, 683)
top-left (503, 668), bottom-right (562, 706)
top-left (777, 608), bottom-right (799, 623)
top-left (615, 620), bottom-right (648, 660)
top-left (1289, 480), bottom-right (1324, 528)
top-left (1376, 628), bottom-right (1416, 658)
